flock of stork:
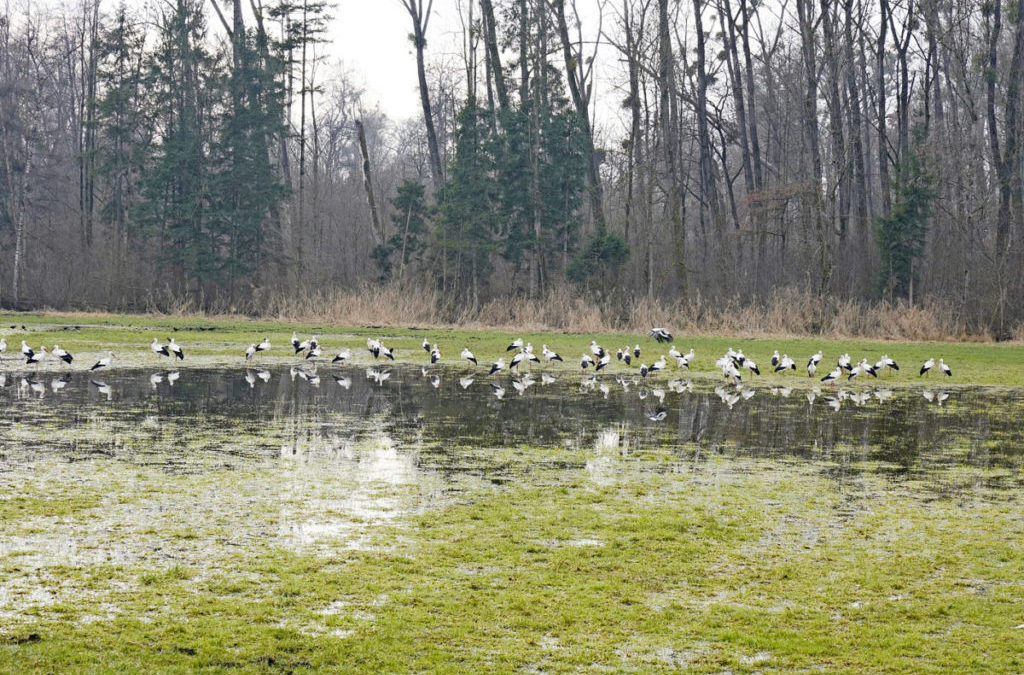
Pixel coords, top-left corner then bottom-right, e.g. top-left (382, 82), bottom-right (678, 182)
top-left (0, 328), bottom-right (954, 409)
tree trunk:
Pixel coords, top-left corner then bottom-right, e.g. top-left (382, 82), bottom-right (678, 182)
top-left (552, 0), bottom-right (606, 231)
top-left (400, 0), bottom-right (444, 192)
top-left (658, 0), bottom-right (686, 294)
top-left (356, 119), bottom-right (384, 246)
top-left (479, 0), bottom-right (509, 110)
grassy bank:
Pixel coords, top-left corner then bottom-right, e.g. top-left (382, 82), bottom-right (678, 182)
top-left (3, 311), bottom-right (1024, 386)
top-left (2, 310), bottom-right (1024, 387)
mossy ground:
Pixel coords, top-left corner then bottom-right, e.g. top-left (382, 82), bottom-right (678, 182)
top-left (2, 449), bottom-right (1022, 673)
top-left (3, 310), bottom-right (1023, 385)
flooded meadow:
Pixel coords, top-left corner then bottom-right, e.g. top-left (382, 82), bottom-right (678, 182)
top-left (2, 365), bottom-right (1023, 671)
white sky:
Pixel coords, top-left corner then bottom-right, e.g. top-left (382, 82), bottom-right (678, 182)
top-left (326, 2), bottom-right (477, 120)
top-left (326, 1), bottom-right (617, 131)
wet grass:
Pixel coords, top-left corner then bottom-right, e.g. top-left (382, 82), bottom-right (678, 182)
top-left (3, 310), bottom-right (1024, 385)
top-left (2, 452), bottom-right (1022, 673)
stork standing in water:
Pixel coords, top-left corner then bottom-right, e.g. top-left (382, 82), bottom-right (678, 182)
top-left (51, 345), bottom-right (73, 365)
top-left (430, 344), bottom-right (442, 365)
top-left (807, 350), bottom-right (822, 377)
top-left (91, 351), bottom-right (114, 371)
top-left (0, 337), bottom-right (6, 361)
top-left (461, 347), bottom-right (477, 367)
top-left (580, 353), bottom-right (596, 371)
top-left (168, 338), bottom-right (184, 360)
top-left (245, 344), bottom-right (257, 362)
top-left (26, 346), bottom-right (46, 365)
top-left (488, 358), bottom-right (505, 377)
top-left (541, 344), bottom-right (562, 363)
top-left (291, 332), bottom-right (301, 353)
top-left (821, 366), bottom-right (841, 385)
top-left (332, 347), bottom-right (352, 363)
top-left (595, 352), bottom-right (611, 371)
top-left (21, 340), bottom-right (34, 360)
top-left (590, 341), bottom-right (605, 361)
top-left (256, 337), bottom-right (271, 354)
top-left (305, 343), bottom-right (321, 361)
top-left (151, 338), bottom-right (169, 358)
top-left (509, 350), bottom-right (529, 373)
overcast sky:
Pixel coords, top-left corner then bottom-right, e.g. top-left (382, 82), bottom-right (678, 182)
top-left (328, 1), bottom-right (478, 120)
top-left (326, 1), bottom-right (616, 132)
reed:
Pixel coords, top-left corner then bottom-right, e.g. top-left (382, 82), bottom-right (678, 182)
top-left (250, 283), bottom-right (997, 342)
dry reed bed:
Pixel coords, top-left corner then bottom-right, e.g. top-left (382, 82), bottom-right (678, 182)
top-left (245, 284), bottom-right (1014, 342)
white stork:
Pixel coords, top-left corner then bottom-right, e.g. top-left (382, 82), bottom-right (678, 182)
top-left (920, 357), bottom-right (935, 376)
top-left (807, 350), bottom-right (823, 377)
top-left (51, 344), bottom-right (73, 365)
top-left (542, 344), bottom-right (562, 363)
top-left (151, 337), bottom-right (169, 357)
top-left (938, 358), bottom-right (952, 376)
top-left (26, 345), bottom-right (46, 365)
top-left (332, 347), bottom-right (352, 363)
top-left (821, 366), bottom-right (841, 385)
top-left (506, 337), bottom-right (523, 352)
top-left (461, 347), bottom-right (477, 366)
top-left (91, 352), bottom-right (114, 371)
top-left (649, 327), bottom-right (673, 343)
top-left (774, 354), bottom-right (795, 372)
top-left (168, 338), bottom-right (184, 360)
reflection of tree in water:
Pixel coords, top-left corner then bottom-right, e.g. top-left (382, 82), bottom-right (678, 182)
top-left (1, 367), bottom-right (1022, 485)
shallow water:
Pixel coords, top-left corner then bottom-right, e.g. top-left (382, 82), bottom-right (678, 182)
top-left (1, 365), bottom-right (1022, 623)
top-left (2, 365), bottom-right (1021, 475)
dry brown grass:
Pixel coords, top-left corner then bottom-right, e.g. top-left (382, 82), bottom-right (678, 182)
top-left (247, 283), bottom-right (999, 342)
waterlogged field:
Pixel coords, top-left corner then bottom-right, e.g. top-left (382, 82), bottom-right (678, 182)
top-left (1, 361), bottom-right (1023, 673)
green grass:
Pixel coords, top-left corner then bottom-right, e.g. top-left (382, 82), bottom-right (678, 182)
top-left (2, 459), bottom-right (1022, 673)
top-left (3, 310), bottom-right (1023, 386)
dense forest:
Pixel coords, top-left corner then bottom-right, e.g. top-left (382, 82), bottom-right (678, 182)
top-left (1, 0), bottom-right (1022, 334)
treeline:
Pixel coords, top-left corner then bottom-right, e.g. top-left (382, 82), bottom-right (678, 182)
top-left (0, 0), bottom-right (1022, 334)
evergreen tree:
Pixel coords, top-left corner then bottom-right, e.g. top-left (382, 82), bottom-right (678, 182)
top-left (875, 136), bottom-right (934, 300)
top-left (94, 4), bottom-right (147, 273)
top-left (431, 103), bottom-right (500, 301)
top-left (209, 19), bottom-right (288, 293)
top-left (373, 179), bottom-right (429, 282)
top-left (135, 0), bottom-right (219, 295)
